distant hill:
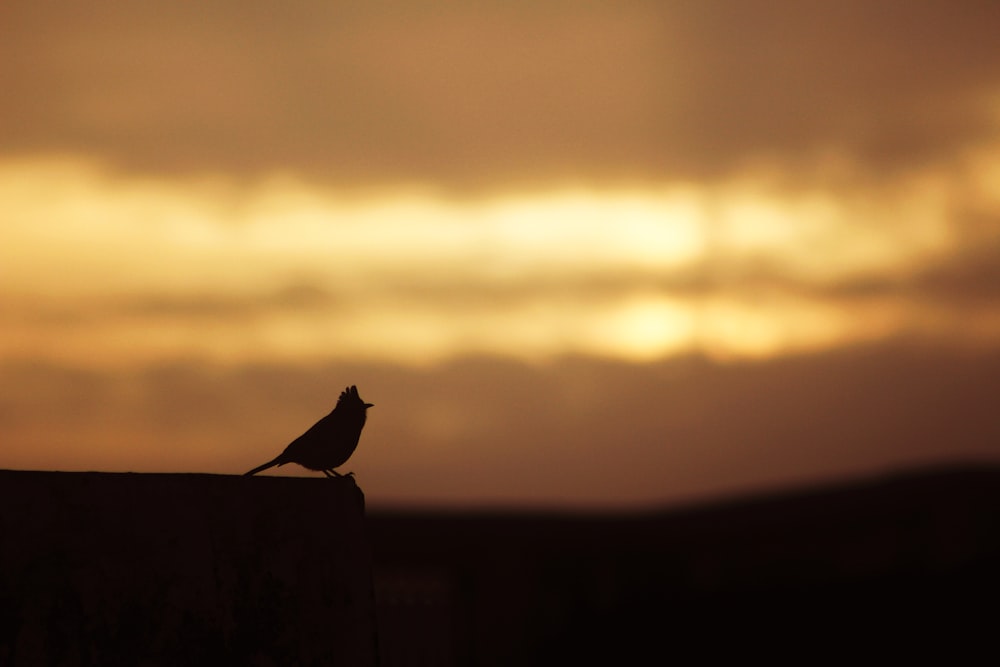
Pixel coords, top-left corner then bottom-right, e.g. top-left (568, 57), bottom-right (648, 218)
top-left (367, 464), bottom-right (1000, 664)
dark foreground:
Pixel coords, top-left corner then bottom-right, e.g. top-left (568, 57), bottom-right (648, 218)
top-left (1, 466), bottom-right (997, 665)
top-left (0, 472), bottom-right (376, 666)
top-left (368, 465), bottom-right (1000, 665)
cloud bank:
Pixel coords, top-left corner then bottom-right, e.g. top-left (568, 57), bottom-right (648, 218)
top-left (2, 1), bottom-right (999, 189)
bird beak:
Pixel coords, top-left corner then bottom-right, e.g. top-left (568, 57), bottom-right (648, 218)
top-left (365, 403), bottom-right (374, 408)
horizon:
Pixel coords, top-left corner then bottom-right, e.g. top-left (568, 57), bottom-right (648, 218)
top-left (1, 462), bottom-right (994, 516)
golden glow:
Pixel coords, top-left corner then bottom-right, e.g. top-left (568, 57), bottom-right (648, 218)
top-left (583, 297), bottom-right (695, 362)
top-left (2, 153), bottom-right (993, 369)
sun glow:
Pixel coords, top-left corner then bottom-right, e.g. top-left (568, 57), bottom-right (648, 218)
top-left (1, 154), bottom-right (979, 368)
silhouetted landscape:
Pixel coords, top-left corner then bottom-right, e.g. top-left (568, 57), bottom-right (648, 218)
top-left (2, 464), bottom-right (997, 664)
top-left (368, 463), bottom-right (1000, 664)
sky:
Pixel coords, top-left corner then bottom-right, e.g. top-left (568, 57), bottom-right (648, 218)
top-left (2, 0), bottom-right (1000, 509)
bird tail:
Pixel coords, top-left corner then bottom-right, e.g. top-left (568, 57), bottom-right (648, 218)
top-left (244, 456), bottom-right (284, 476)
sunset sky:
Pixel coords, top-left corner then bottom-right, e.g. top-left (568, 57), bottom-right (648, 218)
top-left (3, 1), bottom-right (999, 508)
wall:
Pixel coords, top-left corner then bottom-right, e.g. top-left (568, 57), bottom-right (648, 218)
top-left (0, 471), bottom-right (376, 666)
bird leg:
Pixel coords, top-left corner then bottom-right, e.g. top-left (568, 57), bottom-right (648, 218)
top-left (322, 470), bottom-right (335, 478)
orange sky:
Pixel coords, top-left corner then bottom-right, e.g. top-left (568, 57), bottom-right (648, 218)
top-left (2, 1), bottom-right (1000, 508)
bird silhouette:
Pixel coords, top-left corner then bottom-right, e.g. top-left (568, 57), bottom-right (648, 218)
top-left (244, 385), bottom-right (373, 477)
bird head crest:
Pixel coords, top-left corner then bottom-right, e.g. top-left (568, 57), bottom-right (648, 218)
top-left (338, 385), bottom-right (374, 409)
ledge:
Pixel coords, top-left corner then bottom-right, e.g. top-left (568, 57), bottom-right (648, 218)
top-left (0, 471), bottom-right (376, 666)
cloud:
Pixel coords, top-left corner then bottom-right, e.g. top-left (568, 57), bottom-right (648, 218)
top-left (113, 283), bottom-right (339, 319)
top-left (3, 126), bottom-right (999, 369)
top-left (2, 1), bottom-right (999, 189)
top-left (910, 235), bottom-right (1000, 302)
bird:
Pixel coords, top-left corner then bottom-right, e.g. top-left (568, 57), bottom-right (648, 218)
top-left (244, 385), bottom-right (373, 477)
